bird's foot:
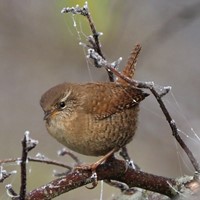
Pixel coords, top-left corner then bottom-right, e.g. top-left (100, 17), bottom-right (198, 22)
top-left (75, 148), bottom-right (117, 171)
top-left (74, 163), bottom-right (99, 189)
top-left (74, 148), bottom-right (117, 188)
top-left (86, 171), bottom-right (98, 189)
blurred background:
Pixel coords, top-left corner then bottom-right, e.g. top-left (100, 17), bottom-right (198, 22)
top-left (1, 0), bottom-right (200, 199)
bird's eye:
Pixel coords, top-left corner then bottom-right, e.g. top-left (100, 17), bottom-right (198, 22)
top-left (58, 101), bottom-right (66, 109)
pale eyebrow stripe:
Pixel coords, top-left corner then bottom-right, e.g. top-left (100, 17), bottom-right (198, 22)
top-left (60, 90), bottom-right (72, 102)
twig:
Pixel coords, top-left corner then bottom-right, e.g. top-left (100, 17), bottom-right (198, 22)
top-left (119, 147), bottom-right (140, 170)
top-left (0, 164), bottom-right (17, 183)
top-left (5, 184), bottom-right (19, 199)
top-left (20, 131), bottom-right (38, 200)
top-left (104, 179), bottom-right (136, 194)
top-left (0, 166), bottom-right (16, 183)
top-left (0, 172), bottom-right (12, 183)
top-left (0, 157), bottom-right (72, 170)
top-left (20, 133), bottom-right (29, 200)
top-left (119, 147), bottom-right (132, 163)
top-left (58, 149), bottom-right (82, 165)
top-left (61, 2), bottom-right (114, 82)
top-left (28, 157), bottom-right (72, 170)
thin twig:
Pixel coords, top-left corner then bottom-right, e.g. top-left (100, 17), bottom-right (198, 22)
top-left (0, 157), bottom-right (72, 170)
top-left (28, 157), bottom-right (72, 170)
top-left (119, 147), bottom-right (140, 170)
top-left (0, 172), bottom-right (11, 183)
top-left (19, 133), bottom-right (29, 200)
top-left (61, 2), bottom-right (114, 82)
top-left (0, 167), bottom-right (16, 183)
top-left (119, 147), bottom-right (132, 162)
top-left (104, 179), bottom-right (136, 194)
top-left (5, 184), bottom-right (19, 199)
top-left (58, 149), bottom-right (82, 165)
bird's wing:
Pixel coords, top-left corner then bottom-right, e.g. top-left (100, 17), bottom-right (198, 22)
top-left (83, 83), bottom-right (149, 120)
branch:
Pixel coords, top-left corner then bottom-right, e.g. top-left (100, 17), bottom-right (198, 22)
top-left (19, 131), bottom-right (38, 200)
top-left (26, 157), bottom-right (178, 199)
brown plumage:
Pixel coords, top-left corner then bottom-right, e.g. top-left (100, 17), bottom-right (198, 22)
top-left (40, 82), bottom-right (149, 156)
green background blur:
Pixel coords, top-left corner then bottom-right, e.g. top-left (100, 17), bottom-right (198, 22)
top-left (1, 0), bottom-right (200, 199)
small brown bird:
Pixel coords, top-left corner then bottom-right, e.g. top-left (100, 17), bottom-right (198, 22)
top-left (40, 82), bottom-right (148, 168)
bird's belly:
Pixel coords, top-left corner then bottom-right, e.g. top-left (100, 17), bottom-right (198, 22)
top-left (46, 107), bottom-right (139, 156)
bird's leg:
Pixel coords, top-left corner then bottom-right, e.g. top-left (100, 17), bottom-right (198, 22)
top-left (75, 148), bottom-right (117, 171)
top-left (75, 148), bottom-right (117, 189)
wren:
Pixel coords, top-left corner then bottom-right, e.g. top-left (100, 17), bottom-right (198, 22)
top-left (40, 82), bottom-right (148, 158)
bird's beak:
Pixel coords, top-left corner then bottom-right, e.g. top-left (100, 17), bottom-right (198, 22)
top-left (43, 110), bottom-right (52, 120)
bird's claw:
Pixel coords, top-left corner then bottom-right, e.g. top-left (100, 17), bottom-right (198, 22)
top-left (86, 171), bottom-right (98, 189)
top-left (74, 164), bottom-right (99, 189)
